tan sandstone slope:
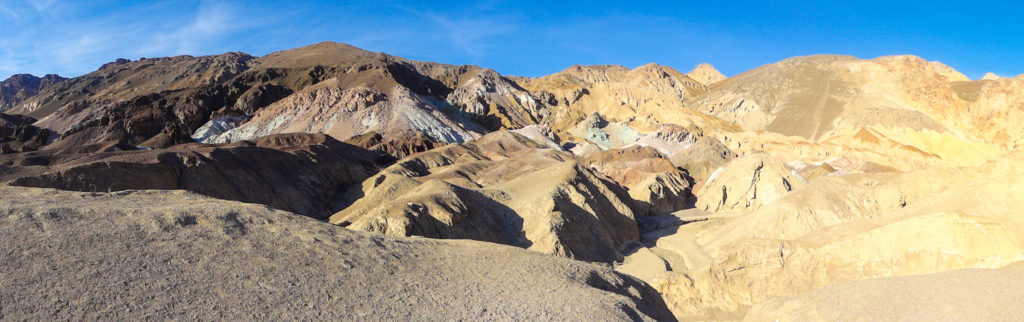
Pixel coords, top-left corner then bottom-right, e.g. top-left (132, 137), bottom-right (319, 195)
top-left (686, 63), bottom-right (727, 85)
top-left (686, 55), bottom-right (966, 140)
top-left (694, 152), bottom-right (805, 213)
top-left (0, 186), bottom-right (675, 320)
top-left (684, 54), bottom-right (1024, 153)
top-left (743, 262), bottom-right (1024, 321)
top-left (514, 64), bottom-right (738, 139)
top-left (618, 150), bottom-right (1024, 319)
top-left (329, 131), bottom-right (678, 263)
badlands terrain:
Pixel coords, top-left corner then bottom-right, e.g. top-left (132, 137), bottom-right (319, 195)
top-left (2, 41), bottom-right (1024, 320)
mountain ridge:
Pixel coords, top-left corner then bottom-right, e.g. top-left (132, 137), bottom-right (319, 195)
top-left (3, 41), bottom-right (1024, 320)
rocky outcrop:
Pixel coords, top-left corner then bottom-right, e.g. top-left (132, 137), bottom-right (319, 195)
top-left (582, 146), bottom-right (694, 216)
top-left (0, 133), bottom-right (383, 220)
top-left (0, 113), bottom-right (50, 154)
top-left (445, 68), bottom-right (546, 130)
top-left (0, 186), bottom-right (675, 321)
top-left (331, 131), bottom-right (640, 263)
top-left (343, 131), bottom-right (443, 160)
top-left (509, 124), bottom-right (562, 149)
top-left (568, 112), bottom-right (641, 150)
top-left (177, 42), bottom-right (560, 157)
top-left (36, 85), bottom-right (242, 150)
top-left (670, 135), bottom-right (737, 182)
top-left (694, 152), bottom-right (804, 213)
top-left (623, 123), bottom-right (737, 182)
top-left (18, 53), bottom-right (260, 149)
top-left (950, 76), bottom-right (1024, 149)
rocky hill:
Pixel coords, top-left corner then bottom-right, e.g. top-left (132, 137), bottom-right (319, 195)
top-left (330, 130), bottom-right (695, 263)
top-left (8, 42), bottom-right (548, 156)
top-left (3, 41), bottom-right (1024, 320)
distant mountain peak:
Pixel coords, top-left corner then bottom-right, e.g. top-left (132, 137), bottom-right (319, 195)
top-left (0, 73), bottom-right (66, 112)
top-left (982, 72), bottom-right (1000, 80)
top-left (686, 63), bottom-right (726, 85)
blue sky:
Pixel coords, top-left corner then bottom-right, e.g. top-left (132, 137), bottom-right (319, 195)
top-left (1, 0), bottom-right (1022, 80)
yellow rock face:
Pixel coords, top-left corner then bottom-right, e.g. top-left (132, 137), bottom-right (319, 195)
top-left (694, 152), bottom-right (805, 213)
top-left (596, 56), bottom-right (1024, 320)
top-left (682, 54), bottom-right (1024, 154)
top-left (621, 151), bottom-right (1024, 319)
top-left (329, 131), bottom-right (645, 263)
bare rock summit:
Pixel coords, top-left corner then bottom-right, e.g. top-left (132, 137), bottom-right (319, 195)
top-left (686, 63), bottom-right (727, 85)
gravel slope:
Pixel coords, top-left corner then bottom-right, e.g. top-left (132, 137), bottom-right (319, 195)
top-left (743, 263), bottom-right (1024, 321)
top-left (0, 186), bottom-right (674, 320)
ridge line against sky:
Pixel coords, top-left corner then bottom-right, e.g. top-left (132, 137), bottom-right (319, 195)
top-left (1, 0), bottom-right (1023, 80)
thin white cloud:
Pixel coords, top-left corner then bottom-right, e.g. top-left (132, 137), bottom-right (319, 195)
top-left (0, 4), bottom-right (20, 19)
top-left (0, 1), bottom-right (249, 78)
top-left (0, 39), bottom-right (18, 77)
top-left (396, 5), bottom-right (518, 60)
top-left (136, 1), bottom-right (258, 56)
top-left (54, 34), bottom-right (110, 67)
top-left (28, 0), bottom-right (56, 11)
top-left (430, 14), bottom-right (514, 58)
top-left (172, 2), bottom-right (233, 54)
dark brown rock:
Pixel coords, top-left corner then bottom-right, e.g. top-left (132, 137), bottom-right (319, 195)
top-left (0, 133), bottom-right (384, 220)
top-left (0, 73), bottom-right (66, 111)
top-left (0, 113), bottom-right (51, 154)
